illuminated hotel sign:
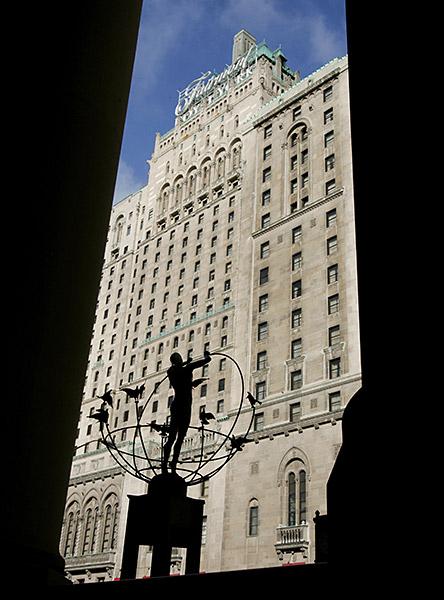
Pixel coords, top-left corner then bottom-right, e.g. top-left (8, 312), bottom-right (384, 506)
top-left (175, 46), bottom-right (256, 121)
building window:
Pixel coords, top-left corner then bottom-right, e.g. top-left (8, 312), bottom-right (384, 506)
top-left (328, 294), bottom-right (339, 314)
top-left (200, 384), bottom-right (207, 397)
top-left (224, 279), bottom-right (231, 291)
top-left (262, 189), bottom-right (271, 206)
top-left (288, 472), bottom-right (296, 526)
top-left (261, 213), bottom-right (270, 228)
top-left (263, 145), bottom-right (272, 160)
top-left (329, 391), bottom-right (341, 411)
top-left (262, 166), bottom-right (271, 182)
top-left (324, 107), bottom-right (334, 123)
top-left (329, 357), bottom-right (341, 379)
top-left (292, 105), bottom-right (302, 119)
top-left (327, 236), bottom-right (338, 255)
top-left (327, 265), bottom-right (339, 284)
top-left (222, 316), bottom-right (228, 328)
top-left (260, 241), bottom-right (270, 259)
top-left (259, 267), bottom-right (269, 285)
top-left (201, 516), bottom-right (207, 545)
top-left (257, 351), bottom-right (267, 370)
top-left (219, 358), bottom-right (226, 371)
top-left (324, 130), bottom-right (334, 147)
top-left (221, 335), bottom-right (228, 347)
top-left (329, 325), bottom-right (340, 346)
top-left (253, 412), bottom-right (264, 432)
top-left (218, 378), bottom-right (225, 392)
top-left (300, 470), bottom-right (307, 522)
top-left (226, 244), bottom-right (233, 257)
top-left (256, 381), bottom-right (266, 402)
top-left (292, 279), bottom-right (302, 299)
top-left (248, 503), bottom-right (259, 536)
top-left (292, 226), bottom-right (302, 243)
top-left (326, 179), bottom-right (336, 195)
top-left (258, 321), bottom-right (268, 340)
top-left (326, 208), bottom-right (337, 227)
top-left (264, 124), bottom-right (272, 139)
top-left (291, 338), bottom-right (302, 359)
top-left (259, 294), bottom-right (268, 312)
top-left (301, 172), bottom-right (309, 188)
top-left (290, 370), bottom-right (303, 390)
top-left (290, 401), bottom-right (301, 422)
top-left (292, 252), bottom-right (302, 270)
top-left (323, 85), bottom-right (333, 102)
top-left (217, 398), bottom-right (225, 413)
top-left (292, 308), bottom-right (302, 328)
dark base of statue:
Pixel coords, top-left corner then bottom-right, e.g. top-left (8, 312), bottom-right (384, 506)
top-left (120, 473), bottom-right (204, 579)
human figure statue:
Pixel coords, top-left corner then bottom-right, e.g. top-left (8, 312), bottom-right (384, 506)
top-left (162, 351), bottom-right (212, 474)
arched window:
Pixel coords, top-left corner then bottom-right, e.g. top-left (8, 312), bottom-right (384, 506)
top-left (63, 502), bottom-right (80, 557)
top-left (248, 498), bottom-right (259, 536)
top-left (288, 472), bottom-right (296, 526)
top-left (299, 470), bottom-right (307, 523)
top-left (82, 502), bottom-right (99, 555)
top-left (101, 494), bottom-right (119, 552)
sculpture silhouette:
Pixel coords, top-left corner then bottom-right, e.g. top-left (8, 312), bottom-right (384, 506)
top-left (162, 351), bottom-right (211, 473)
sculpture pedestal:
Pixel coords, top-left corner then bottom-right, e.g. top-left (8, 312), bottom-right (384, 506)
top-left (120, 474), bottom-right (204, 579)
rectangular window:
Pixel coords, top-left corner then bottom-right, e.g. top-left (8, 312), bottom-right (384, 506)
top-left (324, 107), bottom-right (334, 123)
top-left (292, 252), bottom-right (302, 271)
top-left (263, 145), bottom-right (272, 160)
top-left (261, 213), bottom-right (270, 228)
top-left (260, 241), bottom-right (270, 258)
top-left (257, 351), bottom-right (267, 370)
top-left (253, 412), bottom-right (264, 432)
top-left (323, 85), bottom-right (333, 102)
top-left (327, 236), bottom-right (338, 255)
top-left (290, 370), bottom-right (303, 390)
top-left (290, 402), bottom-right (301, 422)
top-left (219, 358), bottom-right (226, 371)
top-left (329, 325), bottom-right (341, 346)
top-left (262, 189), bottom-right (271, 206)
top-left (290, 178), bottom-right (298, 194)
top-left (290, 155), bottom-right (298, 170)
top-left (291, 338), bottom-right (302, 359)
top-left (264, 124), bottom-right (272, 139)
top-left (259, 267), bottom-right (269, 285)
top-left (326, 208), bottom-right (337, 227)
top-left (293, 105), bottom-right (302, 119)
top-left (262, 167), bottom-right (271, 182)
top-left (217, 399), bottom-right (225, 413)
top-left (258, 321), bottom-right (268, 340)
top-left (259, 294), bottom-right (268, 312)
top-left (292, 308), bottom-right (302, 328)
top-left (249, 506), bottom-right (259, 536)
top-left (329, 391), bottom-right (341, 411)
top-left (328, 294), bottom-right (339, 314)
top-left (256, 381), bottom-right (266, 401)
top-left (324, 130), bottom-right (334, 147)
top-left (301, 172), bottom-right (309, 188)
top-left (301, 148), bottom-right (308, 164)
top-left (218, 378), bottom-right (225, 392)
top-left (328, 264), bottom-right (339, 284)
top-left (292, 226), bottom-right (302, 243)
top-left (329, 357), bottom-right (341, 379)
top-left (325, 154), bottom-right (335, 172)
top-left (326, 179), bottom-right (336, 195)
top-left (292, 279), bottom-right (302, 298)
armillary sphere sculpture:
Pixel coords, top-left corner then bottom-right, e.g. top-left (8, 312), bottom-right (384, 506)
top-left (85, 350), bottom-right (260, 578)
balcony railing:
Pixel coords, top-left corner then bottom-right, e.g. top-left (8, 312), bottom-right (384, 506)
top-left (275, 524), bottom-right (309, 550)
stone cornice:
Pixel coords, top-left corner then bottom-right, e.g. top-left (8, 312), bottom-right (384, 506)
top-left (69, 466), bottom-right (125, 487)
top-left (252, 189), bottom-right (344, 238)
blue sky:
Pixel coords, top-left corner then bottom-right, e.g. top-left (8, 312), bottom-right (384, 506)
top-left (113, 0), bottom-right (347, 204)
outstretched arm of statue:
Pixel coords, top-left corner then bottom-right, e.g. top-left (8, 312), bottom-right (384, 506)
top-left (192, 377), bottom-right (209, 388)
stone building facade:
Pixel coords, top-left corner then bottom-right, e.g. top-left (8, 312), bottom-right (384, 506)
top-left (60, 31), bottom-right (360, 583)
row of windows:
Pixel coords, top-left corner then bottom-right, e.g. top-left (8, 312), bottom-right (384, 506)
top-left (253, 391), bottom-right (341, 431)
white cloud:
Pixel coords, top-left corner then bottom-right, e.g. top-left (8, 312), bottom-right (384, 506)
top-left (131, 0), bottom-right (205, 103)
top-left (113, 160), bottom-right (145, 205)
